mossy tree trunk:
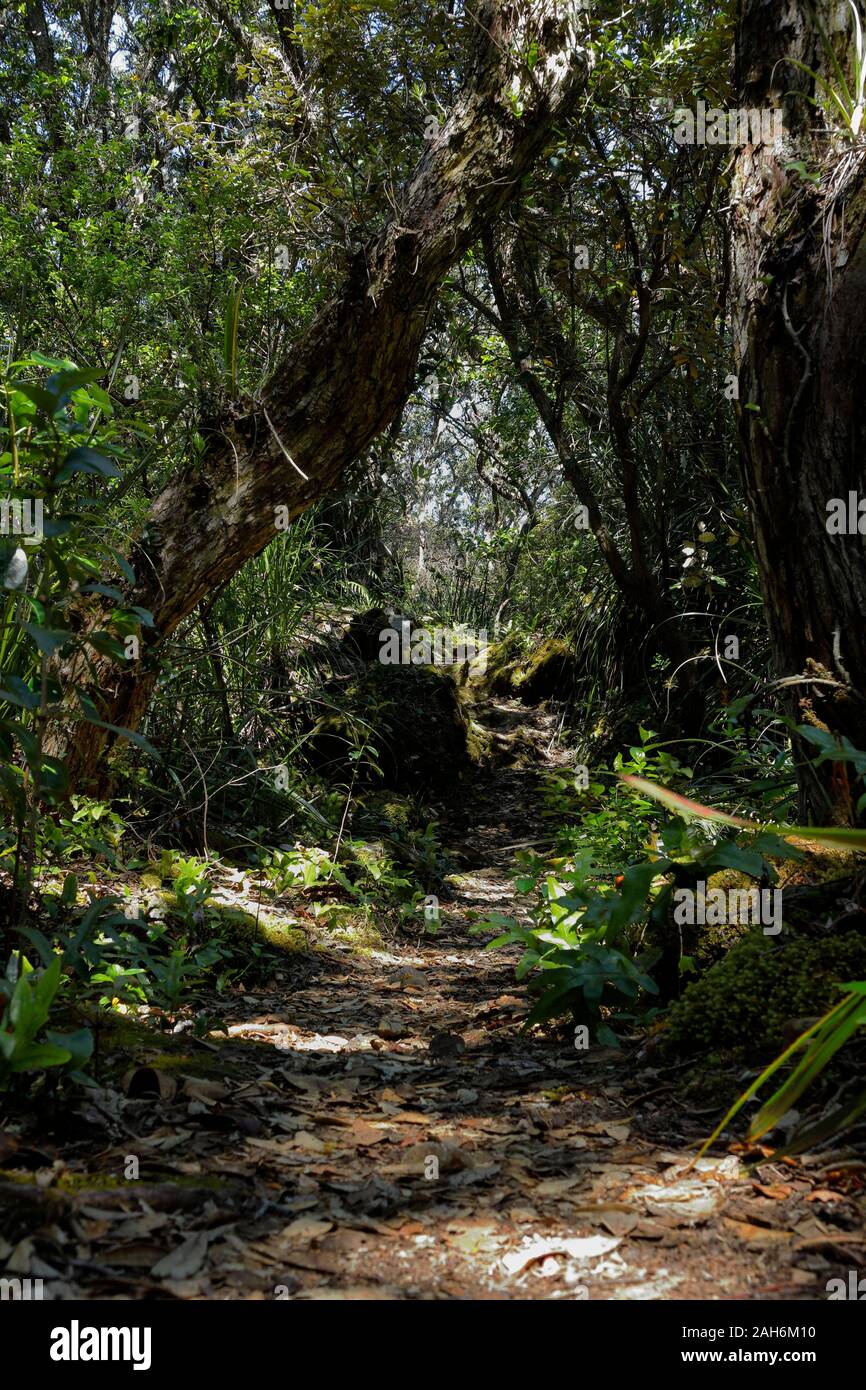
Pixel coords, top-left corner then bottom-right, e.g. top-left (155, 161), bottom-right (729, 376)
top-left (731, 0), bottom-right (866, 822)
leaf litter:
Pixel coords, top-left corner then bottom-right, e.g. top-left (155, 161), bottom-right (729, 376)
top-left (1, 703), bottom-right (861, 1300)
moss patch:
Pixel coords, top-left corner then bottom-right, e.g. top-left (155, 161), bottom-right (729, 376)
top-left (481, 635), bottom-right (576, 703)
top-left (321, 912), bottom-right (387, 952)
top-left (693, 871), bottom-right (755, 968)
top-left (662, 931), bottom-right (866, 1060)
top-left (481, 633), bottom-right (527, 695)
top-left (354, 791), bottom-right (421, 836)
top-left (465, 716), bottom-right (494, 763)
top-left (511, 638), bottom-right (576, 702)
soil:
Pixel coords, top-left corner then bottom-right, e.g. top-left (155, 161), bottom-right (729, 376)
top-left (2, 698), bottom-right (864, 1301)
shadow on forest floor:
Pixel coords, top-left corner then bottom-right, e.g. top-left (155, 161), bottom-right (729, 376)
top-left (1, 700), bottom-right (862, 1300)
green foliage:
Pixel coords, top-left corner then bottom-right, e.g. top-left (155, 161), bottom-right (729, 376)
top-left (262, 826), bottom-right (440, 923)
top-left (622, 770), bottom-right (866, 851)
top-left (0, 356), bottom-right (156, 946)
top-left (223, 280), bottom-right (243, 396)
top-left (712, 985), bottom-right (866, 1157)
top-left (664, 933), bottom-right (866, 1061)
top-left (790, 0), bottom-right (866, 137)
top-left (796, 724), bottom-right (866, 819)
top-left (0, 955), bottom-right (92, 1091)
top-left (263, 843), bottom-right (355, 896)
top-left (169, 857), bottom-right (215, 930)
top-left (40, 797), bottom-right (129, 864)
top-left (477, 906), bottom-right (658, 1045)
top-left (630, 754), bottom-right (866, 1154)
top-left (546, 726), bottom-right (694, 863)
top-left (145, 948), bottom-right (203, 1015)
top-left (478, 730), bottom-right (815, 1043)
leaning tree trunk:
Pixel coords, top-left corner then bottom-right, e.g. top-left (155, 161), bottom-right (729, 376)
top-left (731, 0), bottom-right (866, 823)
top-left (57, 1), bottom-right (591, 792)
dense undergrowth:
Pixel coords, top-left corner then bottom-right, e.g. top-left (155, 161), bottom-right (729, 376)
top-left (3, 0), bottom-right (866, 1167)
top-left (4, 525), bottom-right (865, 1158)
top-left (0, 363), bottom-right (863, 1152)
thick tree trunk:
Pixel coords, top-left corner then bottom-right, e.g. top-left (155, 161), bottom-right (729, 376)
top-left (60, 1), bottom-right (591, 791)
top-left (731, 0), bottom-right (866, 822)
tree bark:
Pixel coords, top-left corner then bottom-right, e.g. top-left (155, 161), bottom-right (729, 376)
top-left (23, 0), bottom-right (56, 77)
top-left (731, 0), bottom-right (866, 822)
top-left (481, 222), bottom-right (700, 720)
top-left (59, 1), bottom-right (591, 791)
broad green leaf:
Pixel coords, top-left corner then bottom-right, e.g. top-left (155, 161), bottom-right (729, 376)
top-left (10, 380), bottom-right (60, 414)
top-left (56, 447), bottom-right (123, 483)
top-left (11, 1042), bottom-right (72, 1071)
top-left (23, 622), bottom-right (71, 656)
top-left (0, 674), bottom-right (39, 709)
top-left (46, 367), bottom-right (104, 399)
top-left (44, 1027), bottom-right (93, 1069)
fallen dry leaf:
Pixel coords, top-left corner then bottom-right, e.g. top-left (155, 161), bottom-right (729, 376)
top-left (151, 1231), bottom-right (210, 1280)
top-left (628, 1178), bottom-right (727, 1224)
top-left (723, 1218), bottom-right (795, 1246)
top-left (280, 1217), bottom-right (334, 1243)
top-left (600, 1210), bottom-right (639, 1238)
top-left (501, 1234), bottom-right (620, 1275)
top-left (752, 1182), bottom-right (793, 1200)
top-left (533, 1176), bottom-right (584, 1197)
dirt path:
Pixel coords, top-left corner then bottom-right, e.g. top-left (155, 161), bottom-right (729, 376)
top-left (2, 699), bottom-right (856, 1300)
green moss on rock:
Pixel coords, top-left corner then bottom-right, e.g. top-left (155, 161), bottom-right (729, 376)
top-left (482, 634), bottom-right (527, 696)
top-left (511, 638), bottom-right (575, 702)
top-left (481, 636), bottom-right (576, 703)
top-left (663, 931), bottom-right (866, 1060)
top-left (693, 871), bottom-right (755, 967)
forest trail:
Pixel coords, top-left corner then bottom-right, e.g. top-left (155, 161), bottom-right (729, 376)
top-left (4, 699), bottom-right (843, 1301)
